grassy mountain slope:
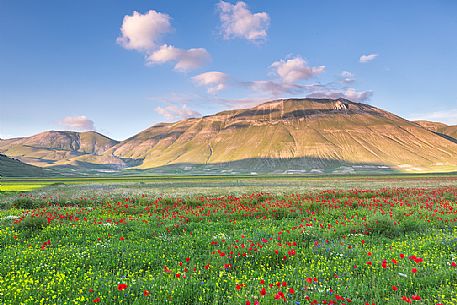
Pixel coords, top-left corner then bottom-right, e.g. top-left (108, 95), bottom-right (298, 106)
top-left (414, 120), bottom-right (457, 141)
top-left (0, 154), bottom-right (50, 177)
top-left (3, 99), bottom-right (457, 174)
top-left (0, 131), bottom-right (119, 167)
top-left (108, 98), bottom-right (457, 173)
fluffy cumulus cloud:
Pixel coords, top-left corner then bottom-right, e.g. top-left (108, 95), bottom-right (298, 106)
top-left (118, 10), bottom-right (210, 71)
top-left (307, 88), bottom-right (373, 103)
top-left (155, 104), bottom-right (201, 121)
top-left (240, 56), bottom-right (372, 102)
top-left (359, 53), bottom-right (378, 63)
top-left (192, 71), bottom-right (229, 94)
top-left (271, 57), bottom-right (325, 83)
top-left (117, 10), bottom-right (172, 51)
top-left (147, 45), bottom-right (210, 72)
top-left (217, 1), bottom-right (270, 42)
top-left (60, 116), bottom-right (95, 131)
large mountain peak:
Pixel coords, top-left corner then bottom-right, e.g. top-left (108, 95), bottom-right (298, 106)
top-left (107, 98), bottom-right (457, 173)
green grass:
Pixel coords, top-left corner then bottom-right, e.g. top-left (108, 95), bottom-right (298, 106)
top-left (0, 176), bottom-right (456, 304)
top-left (0, 173), bottom-right (456, 197)
top-left (0, 154), bottom-right (49, 177)
top-left (0, 183), bottom-right (53, 192)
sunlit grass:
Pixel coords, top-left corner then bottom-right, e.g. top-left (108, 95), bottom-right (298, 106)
top-left (0, 183), bottom-right (51, 192)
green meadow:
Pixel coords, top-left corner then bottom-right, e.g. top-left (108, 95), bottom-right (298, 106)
top-left (0, 174), bottom-right (456, 304)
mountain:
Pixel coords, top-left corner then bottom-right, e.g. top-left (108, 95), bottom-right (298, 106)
top-left (414, 120), bottom-right (457, 142)
top-left (0, 154), bottom-right (49, 177)
top-left (3, 99), bottom-right (457, 174)
top-left (0, 131), bottom-right (119, 168)
top-left (106, 98), bottom-right (457, 174)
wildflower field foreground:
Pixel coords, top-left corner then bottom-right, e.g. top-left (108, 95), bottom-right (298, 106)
top-left (0, 182), bottom-right (456, 304)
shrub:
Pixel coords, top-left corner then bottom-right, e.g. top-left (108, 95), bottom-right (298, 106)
top-left (366, 213), bottom-right (400, 238)
top-left (14, 215), bottom-right (49, 234)
top-left (13, 197), bottom-right (35, 209)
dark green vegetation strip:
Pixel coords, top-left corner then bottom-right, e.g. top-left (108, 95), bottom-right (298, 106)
top-left (2, 172), bottom-right (457, 183)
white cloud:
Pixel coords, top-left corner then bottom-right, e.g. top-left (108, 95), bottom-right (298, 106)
top-left (217, 1), bottom-right (270, 42)
top-left (244, 78), bottom-right (372, 103)
top-left (146, 44), bottom-right (210, 72)
top-left (117, 10), bottom-right (210, 71)
top-left (117, 10), bottom-right (172, 51)
top-left (409, 108), bottom-right (457, 125)
top-left (192, 71), bottom-right (229, 94)
top-left (307, 88), bottom-right (373, 103)
top-left (340, 71), bottom-right (355, 83)
top-left (60, 116), bottom-right (95, 131)
top-left (343, 88), bottom-right (373, 102)
top-left (359, 53), bottom-right (378, 63)
top-left (244, 80), bottom-right (304, 96)
top-left (155, 104), bottom-right (201, 121)
top-left (271, 56), bottom-right (325, 83)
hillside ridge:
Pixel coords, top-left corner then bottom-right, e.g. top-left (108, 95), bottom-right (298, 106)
top-left (2, 98), bottom-right (457, 174)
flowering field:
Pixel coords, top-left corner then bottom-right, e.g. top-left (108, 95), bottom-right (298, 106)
top-left (1, 183), bottom-right (457, 304)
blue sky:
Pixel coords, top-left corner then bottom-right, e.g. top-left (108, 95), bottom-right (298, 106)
top-left (1, 0), bottom-right (456, 140)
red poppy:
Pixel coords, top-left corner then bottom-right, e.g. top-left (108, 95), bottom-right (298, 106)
top-left (93, 297), bottom-right (101, 303)
top-left (401, 296), bottom-right (412, 303)
top-left (392, 285), bottom-right (398, 291)
top-left (144, 290), bottom-right (150, 296)
top-left (289, 288), bottom-right (295, 294)
top-left (260, 287), bottom-right (266, 296)
top-left (117, 283), bottom-right (128, 291)
top-left (413, 257), bottom-right (423, 263)
top-left (411, 268), bottom-right (417, 274)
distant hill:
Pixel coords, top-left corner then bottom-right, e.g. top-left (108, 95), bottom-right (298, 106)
top-left (0, 154), bottom-right (49, 177)
top-left (0, 131), bottom-right (119, 168)
top-left (414, 120), bottom-right (457, 142)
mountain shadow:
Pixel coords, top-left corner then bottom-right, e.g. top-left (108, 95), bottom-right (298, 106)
top-left (128, 157), bottom-right (396, 175)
